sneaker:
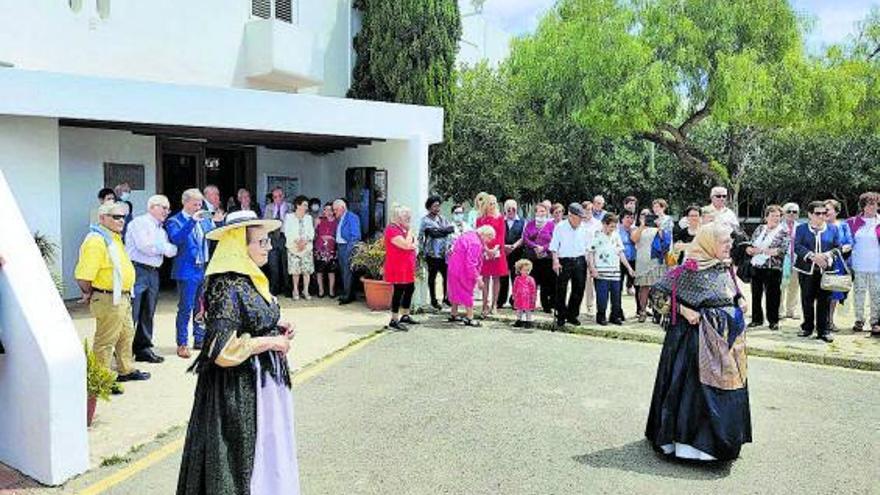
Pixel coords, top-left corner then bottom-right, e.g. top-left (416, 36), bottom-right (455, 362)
top-left (513, 320), bottom-right (524, 328)
top-left (400, 315), bottom-right (421, 325)
top-left (567, 318), bottom-right (582, 326)
top-left (304, 294), bottom-right (312, 301)
top-left (387, 319), bottom-right (409, 332)
top-left (292, 294), bottom-right (300, 301)
top-left (431, 301), bottom-right (442, 310)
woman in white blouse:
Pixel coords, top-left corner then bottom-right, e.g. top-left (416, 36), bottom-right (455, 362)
top-left (284, 195), bottom-right (316, 300)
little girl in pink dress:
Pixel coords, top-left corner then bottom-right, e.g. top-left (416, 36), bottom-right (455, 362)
top-left (513, 259), bottom-right (537, 328)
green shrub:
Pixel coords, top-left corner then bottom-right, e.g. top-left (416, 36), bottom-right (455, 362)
top-left (85, 340), bottom-right (116, 401)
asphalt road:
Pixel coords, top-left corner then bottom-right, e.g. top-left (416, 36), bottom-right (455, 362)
top-left (66, 318), bottom-right (880, 495)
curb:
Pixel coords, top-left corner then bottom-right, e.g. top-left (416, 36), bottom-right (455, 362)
top-left (481, 314), bottom-right (880, 372)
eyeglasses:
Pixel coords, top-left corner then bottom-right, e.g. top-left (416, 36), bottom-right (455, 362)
top-left (785, 210), bottom-right (798, 214)
top-left (255, 237), bottom-right (272, 248)
top-left (713, 194), bottom-right (727, 199)
top-left (109, 214), bottom-right (126, 220)
top-left (811, 210), bottom-right (828, 216)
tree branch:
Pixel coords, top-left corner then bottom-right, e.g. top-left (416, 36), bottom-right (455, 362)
top-left (679, 101), bottom-right (712, 137)
top-left (868, 44), bottom-right (880, 61)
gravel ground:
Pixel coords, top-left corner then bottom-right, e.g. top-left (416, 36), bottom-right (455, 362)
top-left (59, 318), bottom-right (880, 495)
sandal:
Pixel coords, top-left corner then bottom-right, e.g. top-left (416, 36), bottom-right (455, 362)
top-left (461, 317), bottom-right (482, 327)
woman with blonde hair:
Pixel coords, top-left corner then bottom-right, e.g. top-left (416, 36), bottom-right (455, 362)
top-left (476, 194), bottom-right (508, 318)
top-left (467, 191), bottom-right (490, 229)
top-left (383, 204), bottom-right (419, 331)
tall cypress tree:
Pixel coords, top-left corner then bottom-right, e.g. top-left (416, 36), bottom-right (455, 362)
top-left (349, 0), bottom-right (461, 130)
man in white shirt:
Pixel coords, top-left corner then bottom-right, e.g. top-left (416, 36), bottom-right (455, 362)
top-left (581, 200), bottom-right (602, 316)
top-left (550, 203), bottom-right (591, 328)
top-left (125, 194), bottom-right (178, 363)
top-left (708, 186), bottom-right (740, 231)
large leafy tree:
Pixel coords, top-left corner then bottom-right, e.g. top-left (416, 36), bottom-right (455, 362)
top-left (507, 0), bottom-right (866, 185)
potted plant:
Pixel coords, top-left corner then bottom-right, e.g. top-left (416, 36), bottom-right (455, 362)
top-left (84, 340), bottom-right (116, 426)
top-left (350, 238), bottom-right (393, 311)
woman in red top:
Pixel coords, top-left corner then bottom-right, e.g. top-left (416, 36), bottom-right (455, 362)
top-left (476, 194), bottom-right (508, 318)
top-left (383, 204), bottom-right (419, 331)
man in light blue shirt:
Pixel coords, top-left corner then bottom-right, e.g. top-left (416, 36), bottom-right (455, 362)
top-left (125, 195), bottom-right (177, 363)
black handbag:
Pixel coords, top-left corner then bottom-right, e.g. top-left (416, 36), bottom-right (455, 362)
top-left (736, 259), bottom-right (754, 284)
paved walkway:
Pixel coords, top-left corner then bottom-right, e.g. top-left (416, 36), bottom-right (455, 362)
top-left (23, 318), bottom-right (880, 494)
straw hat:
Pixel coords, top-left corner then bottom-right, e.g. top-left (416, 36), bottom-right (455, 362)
top-left (205, 210), bottom-right (281, 241)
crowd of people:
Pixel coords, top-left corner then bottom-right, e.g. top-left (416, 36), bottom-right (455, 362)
top-left (73, 183), bottom-right (359, 392)
top-left (374, 187), bottom-right (880, 344)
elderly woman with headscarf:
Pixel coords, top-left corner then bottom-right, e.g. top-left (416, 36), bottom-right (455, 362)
top-left (177, 210), bottom-right (300, 494)
top-left (446, 225), bottom-right (497, 327)
top-left (645, 222), bottom-right (752, 463)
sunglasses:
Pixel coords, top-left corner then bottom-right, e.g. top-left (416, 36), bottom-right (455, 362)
top-left (785, 210), bottom-right (799, 214)
top-left (713, 194), bottom-right (727, 199)
top-left (811, 210), bottom-right (828, 216)
top-left (109, 214), bottom-right (126, 220)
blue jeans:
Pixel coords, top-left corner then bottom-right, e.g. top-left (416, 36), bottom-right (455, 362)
top-left (338, 242), bottom-right (355, 301)
top-left (594, 278), bottom-right (623, 323)
top-left (131, 264), bottom-right (160, 355)
top-left (176, 276), bottom-right (205, 346)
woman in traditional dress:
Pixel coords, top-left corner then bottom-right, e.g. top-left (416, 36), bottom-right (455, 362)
top-left (177, 210), bottom-right (300, 495)
top-left (384, 204), bottom-right (419, 331)
top-left (476, 194), bottom-right (508, 318)
top-left (446, 225), bottom-right (496, 327)
top-left (645, 222), bottom-right (752, 462)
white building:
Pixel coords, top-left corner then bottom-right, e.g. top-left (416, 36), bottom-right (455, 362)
top-left (0, 0), bottom-right (449, 301)
top-left (0, 0), bottom-right (457, 484)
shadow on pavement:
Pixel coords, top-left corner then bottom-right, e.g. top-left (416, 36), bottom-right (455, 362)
top-left (573, 440), bottom-right (732, 480)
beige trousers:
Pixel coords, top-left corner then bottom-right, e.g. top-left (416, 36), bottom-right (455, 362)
top-left (782, 274), bottom-right (801, 318)
top-left (90, 292), bottom-right (136, 376)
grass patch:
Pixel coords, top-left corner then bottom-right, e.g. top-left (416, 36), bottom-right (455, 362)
top-left (100, 455), bottom-right (131, 467)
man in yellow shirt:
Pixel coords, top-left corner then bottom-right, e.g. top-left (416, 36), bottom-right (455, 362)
top-left (75, 202), bottom-right (151, 385)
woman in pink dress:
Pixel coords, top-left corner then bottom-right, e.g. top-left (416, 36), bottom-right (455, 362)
top-left (313, 203), bottom-right (338, 298)
top-left (446, 225), bottom-right (496, 327)
top-left (476, 194), bottom-right (508, 318)
top-left (383, 205), bottom-right (419, 331)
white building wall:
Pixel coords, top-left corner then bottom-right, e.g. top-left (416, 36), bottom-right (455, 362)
top-left (58, 128), bottom-right (156, 299)
top-left (0, 116), bottom-right (62, 268)
top-left (0, 0), bottom-right (354, 97)
top-left (256, 147), bottom-right (343, 205)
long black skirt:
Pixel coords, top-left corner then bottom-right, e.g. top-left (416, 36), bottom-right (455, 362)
top-left (645, 319), bottom-right (752, 461)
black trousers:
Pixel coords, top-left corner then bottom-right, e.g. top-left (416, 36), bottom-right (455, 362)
top-left (425, 256), bottom-right (448, 304)
top-left (555, 257), bottom-right (586, 323)
top-left (751, 267), bottom-right (782, 325)
top-left (391, 283), bottom-right (415, 313)
top-left (620, 259), bottom-right (636, 290)
top-left (799, 271), bottom-right (831, 335)
top-left (532, 257), bottom-right (555, 312)
top-left (264, 232), bottom-right (288, 295)
top-left (497, 250), bottom-right (523, 308)
top-left (131, 264), bottom-right (160, 356)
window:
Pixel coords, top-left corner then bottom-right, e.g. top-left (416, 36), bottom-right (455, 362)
top-left (68, 0), bottom-right (83, 13)
top-left (252, 0), bottom-right (270, 19)
top-left (275, 0), bottom-right (292, 23)
top-left (252, 0), bottom-right (295, 24)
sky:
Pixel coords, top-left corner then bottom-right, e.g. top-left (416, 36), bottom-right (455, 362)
top-left (462, 0), bottom-right (878, 51)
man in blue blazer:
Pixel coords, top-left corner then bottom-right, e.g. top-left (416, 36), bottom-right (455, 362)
top-left (333, 198), bottom-right (362, 304)
top-left (793, 200), bottom-right (841, 343)
top-left (166, 188), bottom-right (216, 358)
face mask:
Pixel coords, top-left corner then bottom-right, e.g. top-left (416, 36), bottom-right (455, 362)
top-left (119, 192), bottom-right (130, 201)
top-left (310, 204), bottom-right (320, 213)
top-left (453, 213), bottom-right (464, 222)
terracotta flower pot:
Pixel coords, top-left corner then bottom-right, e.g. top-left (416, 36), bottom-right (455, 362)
top-left (361, 277), bottom-right (393, 311)
top-left (87, 395), bottom-right (97, 427)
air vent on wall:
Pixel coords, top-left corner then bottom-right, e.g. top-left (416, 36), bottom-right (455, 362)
top-left (252, 0), bottom-right (271, 19)
top-left (275, 0), bottom-right (293, 23)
